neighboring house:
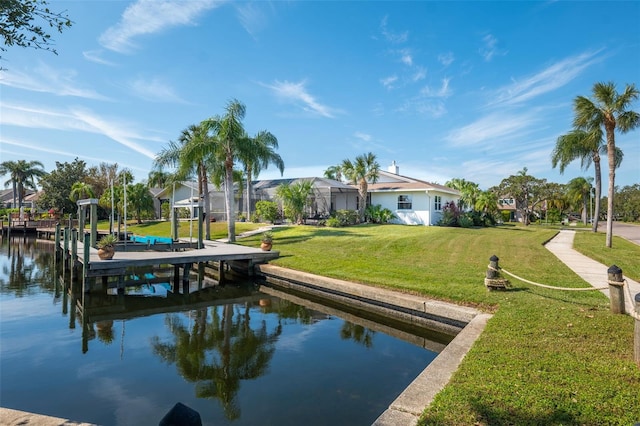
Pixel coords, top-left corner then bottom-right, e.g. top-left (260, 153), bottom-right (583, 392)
top-left (367, 163), bottom-right (461, 226)
top-left (252, 177), bottom-right (359, 219)
top-left (497, 196), bottom-right (519, 222)
top-left (154, 181), bottom-right (235, 222)
top-left (1, 188), bottom-right (37, 209)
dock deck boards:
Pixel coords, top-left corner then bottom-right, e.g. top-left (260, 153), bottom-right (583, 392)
top-left (68, 240), bottom-right (279, 277)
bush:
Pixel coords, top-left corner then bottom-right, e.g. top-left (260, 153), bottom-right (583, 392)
top-left (326, 217), bottom-right (341, 227)
top-left (255, 200), bottom-right (279, 223)
top-left (333, 210), bottom-right (359, 226)
top-left (365, 204), bottom-right (396, 224)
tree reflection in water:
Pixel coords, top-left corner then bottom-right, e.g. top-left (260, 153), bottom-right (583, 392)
top-left (151, 303), bottom-right (282, 420)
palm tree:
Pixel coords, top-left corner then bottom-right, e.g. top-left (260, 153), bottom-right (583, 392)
top-left (69, 181), bottom-right (95, 202)
top-left (201, 99), bottom-right (248, 242)
top-left (341, 152), bottom-right (380, 222)
top-left (323, 165), bottom-right (342, 181)
top-left (0, 160), bottom-right (47, 214)
top-left (127, 182), bottom-right (155, 224)
top-left (155, 123), bottom-right (213, 240)
top-left (275, 180), bottom-right (314, 224)
top-left (147, 169), bottom-right (171, 189)
top-left (446, 178), bottom-right (480, 211)
top-left (237, 130), bottom-right (284, 221)
top-left (573, 82), bottom-right (639, 247)
top-left (566, 177), bottom-right (593, 225)
top-left (551, 128), bottom-right (622, 232)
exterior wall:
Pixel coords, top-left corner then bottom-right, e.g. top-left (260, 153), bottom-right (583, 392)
top-left (371, 191), bottom-right (431, 226)
top-left (370, 190), bottom-right (460, 226)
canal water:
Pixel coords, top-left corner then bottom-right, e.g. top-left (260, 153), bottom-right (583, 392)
top-left (0, 236), bottom-right (452, 426)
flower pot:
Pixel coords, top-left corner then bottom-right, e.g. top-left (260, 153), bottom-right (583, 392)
top-left (98, 247), bottom-right (115, 260)
top-left (260, 242), bottom-right (272, 251)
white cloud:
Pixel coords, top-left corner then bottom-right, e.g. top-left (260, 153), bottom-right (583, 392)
top-left (354, 132), bottom-right (372, 142)
top-left (479, 34), bottom-right (506, 62)
top-left (235, 2), bottom-right (270, 36)
top-left (445, 112), bottom-right (537, 147)
top-left (380, 75), bottom-right (398, 90)
top-left (399, 48), bottom-right (413, 66)
top-left (82, 50), bottom-right (117, 66)
top-left (0, 64), bottom-right (109, 100)
top-left (129, 77), bottom-right (186, 103)
top-left (262, 80), bottom-right (339, 118)
top-left (491, 50), bottom-right (604, 106)
top-left (99, 0), bottom-right (223, 53)
top-left (420, 77), bottom-right (452, 98)
top-left (380, 15), bottom-right (408, 43)
top-left (438, 52), bottom-right (455, 67)
top-left (412, 67), bottom-right (426, 82)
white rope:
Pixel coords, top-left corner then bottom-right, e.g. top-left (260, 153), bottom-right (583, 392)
top-left (489, 264), bottom-right (609, 291)
top-left (490, 264), bottom-right (640, 320)
top-left (622, 279), bottom-right (640, 321)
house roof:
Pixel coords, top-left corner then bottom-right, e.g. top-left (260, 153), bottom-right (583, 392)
top-left (368, 170), bottom-right (460, 196)
top-left (253, 177), bottom-right (357, 192)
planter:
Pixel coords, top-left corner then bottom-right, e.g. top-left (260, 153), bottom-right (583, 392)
top-left (97, 247), bottom-right (115, 260)
top-left (260, 242), bottom-right (272, 251)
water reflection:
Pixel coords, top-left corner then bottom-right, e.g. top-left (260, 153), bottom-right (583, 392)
top-left (1, 235), bottom-right (448, 425)
top-left (152, 305), bottom-right (282, 420)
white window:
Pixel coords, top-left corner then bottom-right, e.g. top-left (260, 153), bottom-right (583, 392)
top-left (397, 195), bottom-right (412, 210)
top-left (434, 196), bottom-right (442, 211)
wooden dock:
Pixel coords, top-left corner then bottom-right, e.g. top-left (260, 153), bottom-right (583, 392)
top-left (58, 235), bottom-right (279, 293)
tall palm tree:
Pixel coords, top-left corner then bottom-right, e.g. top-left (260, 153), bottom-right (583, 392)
top-left (147, 169), bottom-right (171, 189)
top-left (551, 128), bottom-right (622, 232)
top-left (0, 160), bottom-right (47, 213)
top-left (573, 82), bottom-right (639, 247)
top-left (565, 177), bottom-right (593, 225)
top-left (341, 152), bottom-right (380, 222)
top-left (201, 99), bottom-right (248, 242)
top-left (155, 123), bottom-right (213, 240)
top-left (237, 130), bottom-right (284, 221)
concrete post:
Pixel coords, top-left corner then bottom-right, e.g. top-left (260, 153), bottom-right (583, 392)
top-left (486, 255), bottom-right (499, 279)
top-left (634, 293), bottom-right (640, 369)
top-left (607, 265), bottom-right (625, 314)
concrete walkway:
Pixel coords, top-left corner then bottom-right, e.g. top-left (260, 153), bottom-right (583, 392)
top-left (545, 230), bottom-right (640, 314)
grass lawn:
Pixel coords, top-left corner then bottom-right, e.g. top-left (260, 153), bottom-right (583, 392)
top-left (236, 224), bottom-right (640, 425)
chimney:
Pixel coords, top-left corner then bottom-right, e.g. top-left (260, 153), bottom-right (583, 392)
top-left (388, 161), bottom-right (399, 175)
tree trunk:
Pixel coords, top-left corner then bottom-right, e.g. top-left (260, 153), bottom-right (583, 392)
top-left (245, 170), bottom-right (252, 222)
top-left (225, 158), bottom-right (236, 243)
top-left (582, 194), bottom-right (587, 225)
top-left (592, 158), bottom-right (601, 233)
top-left (605, 123), bottom-right (615, 248)
top-left (202, 174), bottom-right (211, 240)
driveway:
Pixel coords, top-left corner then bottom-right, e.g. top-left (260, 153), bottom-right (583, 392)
top-left (601, 221), bottom-right (640, 246)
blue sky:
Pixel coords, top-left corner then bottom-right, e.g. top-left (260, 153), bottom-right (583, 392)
top-left (1, 0), bottom-right (639, 190)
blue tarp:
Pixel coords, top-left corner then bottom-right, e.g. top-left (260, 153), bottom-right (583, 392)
top-left (130, 235), bottom-right (173, 245)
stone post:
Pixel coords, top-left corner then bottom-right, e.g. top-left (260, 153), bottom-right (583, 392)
top-left (607, 265), bottom-right (625, 314)
top-left (486, 255), bottom-right (499, 279)
top-left (634, 293), bottom-right (640, 369)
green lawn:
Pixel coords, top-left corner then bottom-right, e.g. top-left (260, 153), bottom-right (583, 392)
top-left (237, 224), bottom-right (640, 425)
top-left (99, 220), bottom-right (264, 240)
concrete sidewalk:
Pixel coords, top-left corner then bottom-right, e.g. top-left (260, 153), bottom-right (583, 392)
top-left (545, 230), bottom-right (640, 314)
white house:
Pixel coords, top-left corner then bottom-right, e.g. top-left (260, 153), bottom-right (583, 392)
top-left (368, 162), bottom-right (461, 226)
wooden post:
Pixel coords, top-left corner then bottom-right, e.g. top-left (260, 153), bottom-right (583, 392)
top-left (607, 265), bottom-right (625, 314)
top-left (634, 293), bottom-right (640, 368)
top-left (54, 222), bottom-right (61, 260)
top-left (486, 255), bottom-right (499, 279)
top-left (63, 227), bottom-right (69, 269)
top-left (83, 233), bottom-right (90, 294)
top-left (71, 228), bottom-right (77, 283)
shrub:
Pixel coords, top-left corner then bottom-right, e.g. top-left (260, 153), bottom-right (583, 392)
top-left (255, 200), bottom-right (279, 223)
top-left (333, 209), bottom-right (359, 226)
top-left (365, 204), bottom-right (396, 224)
top-left (326, 217), bottom-right (341, 227)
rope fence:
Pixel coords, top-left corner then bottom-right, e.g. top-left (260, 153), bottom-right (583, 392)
top-left (485, 257), bottom-right (640, 323)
